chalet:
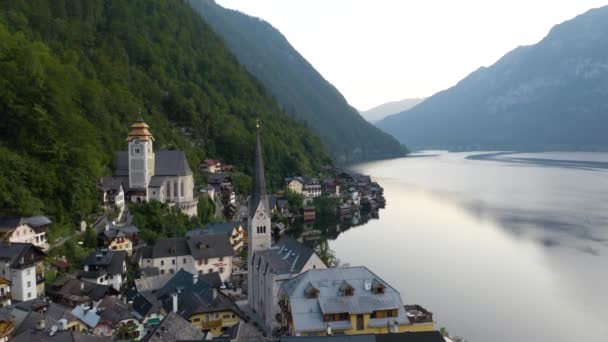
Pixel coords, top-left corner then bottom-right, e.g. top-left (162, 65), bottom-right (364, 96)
top-left (14, 302), bottom-right (90, 335)
top-left (302, 178), bottom-right (322, 198)
top-left (163, 286), bottom-right (245, 336)
top-left (97, 177), bottom-right (125, 217)
top-left (207, 173), bottom-right (232, 190)
top-left (142, 311), bottom-right (206, 342)
top-left (200, 159), bottom-right (221, 173)
top-left (139, 235), bottom-right (234, 282)
top-left (47, 278), bottom-right (119, 308)
top-left (187, 221), bottom-right (246, 253)
top-left (93, 296), bottom-right (142, 339)
top-left (0, 216), bottom-right (51, 251)
top-left (278, 267), bottom-right (435, 336)
top-left (108, 119), bottom-right (198, 216)
top-left (99, 224), bottom-right (139, 255)
top-left (322, 178), bottom-right (340, 197)
top-left (285, 177), bottom-right (304, 194)
top-left (79, 250), bottom-right (127, 290)
top-left (0, 243), bottom-right (45, 301)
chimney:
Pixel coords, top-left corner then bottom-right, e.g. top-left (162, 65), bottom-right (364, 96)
top-left (105, 223), bottom-right (109, 232)
top-left (172, 292), bottom-right (178, 313)
top-left (193, 274), bottom-right (198, 285)
top-left (80, 281), bottom-right (85, 291)
top-left (212, 289), bottom-right (218, 301)
top-left (36, 319), bottom-right (46, 330)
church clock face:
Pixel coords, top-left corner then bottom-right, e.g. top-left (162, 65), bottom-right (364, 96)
top-left (257, 211), bottom-right (265, 219)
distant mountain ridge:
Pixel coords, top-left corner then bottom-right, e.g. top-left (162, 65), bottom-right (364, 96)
top-left (188, 0), bottom-right (408, 162)
top-left (377, 6), bottom-right (608, 151)
top-left (360, 98), bottom-right (426, 123)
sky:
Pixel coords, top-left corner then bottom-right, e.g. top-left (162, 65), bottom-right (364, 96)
top-left (216, 0), bottom-right (607, 111)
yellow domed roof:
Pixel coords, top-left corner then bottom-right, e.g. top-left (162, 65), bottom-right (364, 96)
top-left (127, 118), bottom-right (155, 141)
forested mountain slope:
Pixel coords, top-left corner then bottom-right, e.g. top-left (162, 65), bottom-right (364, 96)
top-left (0, 0), bottom-right (331, 223)
top-left (189, 0), bottom-right (408, 162)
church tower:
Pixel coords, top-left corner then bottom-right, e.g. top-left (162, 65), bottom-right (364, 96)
top-left (127, 118), bottom-right (155, 195)
top-left (248, 122), bottom-right (272, 306)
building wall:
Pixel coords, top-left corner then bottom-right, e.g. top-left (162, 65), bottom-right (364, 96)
top-left (108, 237), bottom-right (133, 256)
top-left (142, 255), bottom-right (195, 276)
top-left (9, 266), bottom-right (36, 301)
top-left (8, 224), bottom-right (47, 249)
top-left (192, 256), bottom-right (232, 282)
top-left (189, 310), bottom-right (241, 337)
top-left (287, 180), bottom-right (303, 194)
top-left (293, 314), bottom-right (435, 336)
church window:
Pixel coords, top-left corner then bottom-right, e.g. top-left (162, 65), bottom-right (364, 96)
top-left (167, 184), bottom-right (171, 198)
top-left (174, 182), bottom-right (178, 197)
top-left (180, 182), bottom-right (184, 196)
top-left (219, 267), bottom-right (224, 274)
top-left (135, 148), bottom-right (141, 154)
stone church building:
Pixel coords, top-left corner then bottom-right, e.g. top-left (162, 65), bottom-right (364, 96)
top-left (247, 128), bottom-right (326, 333)
top-left (107, 119), bottom-right (198, 216)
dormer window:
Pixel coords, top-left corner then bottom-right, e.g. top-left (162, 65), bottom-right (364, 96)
top-left (340, 281), bottom-right (354, 296)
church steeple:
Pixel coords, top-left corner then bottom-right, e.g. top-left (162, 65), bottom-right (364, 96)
top-left (249, 125), bottom-right (267, 217)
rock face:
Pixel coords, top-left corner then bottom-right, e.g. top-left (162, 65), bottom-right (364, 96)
top-left (360, 98), bottom-right (426, 123)
top-left (377, 6), bottom-right (608, 151)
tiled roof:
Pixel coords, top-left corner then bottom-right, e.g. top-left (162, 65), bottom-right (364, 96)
top-left (144, 236), bottom-right (233, 260)
top-left (82, 250), bottom-right (126, 275)
top-left (187, 221), bottom-right (243, 237)
top-left (280, 266), bottom-right (409, 333)
top-left (114, 150), bottom-right (192, 177)
top-left (0, 243), bottom-right (45, 268)
top-left (143, 312), bottom-right (206, 342)
top-left (253, 237), bottom-right (320, 275)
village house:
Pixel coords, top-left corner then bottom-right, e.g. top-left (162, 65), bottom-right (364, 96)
top-left (0, 216), bottom-right (51, 251)
top-left (93, 296), bottom-right (142, 339)
top-left (47, 278), bottom-right (119, 308)
top-left (200, 185), bottom-right (216, 201)
top-left (0, 278), bottom-right (10, 308)
top-left (247, 130), bottom-right (327, 333)
top-left (0, 242), bottom-right (45, 301)
top-left (98, 224), bottom-right (140, 255)
top-left (14, 302), bottom-right (90, 335)
top-left (280, 331), bottom-right (446, 342)
top-left (142, 311), bottom-right (206, 342)
top-left (322, 178), bottom-right (340, 197)
top-left (302, 178), bottom-right (322, 198)
top-left (186, 221), bottom-right (246, 253)
top-left (154, 272), bottom-right (245, 336)
top-left (97, 177), bottom-right (126, 219)
top-left (79, 250), bottom-right (127, 291)
top-left (278, 266), bottom-right (435, 336)
top-left (107, 118), bottom-right (198, 216)
top-left (139, 235), bottom-right (234, 282)
top-left (200, 159), bottom-right (222, 173)
top-left (285, 177), bottom-right (304, 194)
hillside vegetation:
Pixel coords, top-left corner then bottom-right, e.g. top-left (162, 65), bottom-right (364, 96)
top-left (0, 0), bottom-right (331, 223)
top-left (189, 0), bottom-right (408, 162)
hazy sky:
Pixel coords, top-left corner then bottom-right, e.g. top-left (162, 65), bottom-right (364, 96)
top-left (216, 0), bottom-right (607, 110)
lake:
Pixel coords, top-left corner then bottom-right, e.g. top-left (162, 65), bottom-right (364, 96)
top-left (329, 151), bottom-right (608, 342)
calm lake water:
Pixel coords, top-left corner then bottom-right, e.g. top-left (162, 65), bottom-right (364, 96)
top-left (330, 151), bottom-right (608, 342)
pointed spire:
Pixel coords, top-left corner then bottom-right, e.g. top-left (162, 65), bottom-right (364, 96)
top-left (249, 120), bottom-right (268, 216)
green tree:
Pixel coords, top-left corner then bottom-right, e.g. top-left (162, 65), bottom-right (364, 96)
top-left (83, 226), bottom-right (97, 248)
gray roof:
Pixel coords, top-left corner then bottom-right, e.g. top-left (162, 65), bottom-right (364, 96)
top-left (47, 278), bottom-right (119, 302)
top-left (0, 215), bottom-right (51, 232)
top-left (114, 150), bottom-right (192, 177)
top-left (97, 176), bottom-right (123, 193)
top-left (81, 250), bottom-right (126, 275)
top-left (165, 287), bottom-right (245, 320)
top-left (12, 330), bottom-right (111, 342)
top-left (280, 332), bottom-right (446, 342)
top-left (0, 242), bottom-right (45, 268)
top-left (96, 296), bottom-right (135, 323)
top-left (252, 237), bottom-right (321, 275)
top-left (144, 236), bottom-right (234, 260)
top-left (71, 304), bottom-right (101, 328)
top-left (135, 273), bottom-right (173, 293)
top-left (187, 221), bottom-right (243, 237)
top-left (280, 267), bottom-right (409, 333)
top-left (143, 312), bottom-right (206, 342)
top-left (148, 176), bottom-right (167, 188)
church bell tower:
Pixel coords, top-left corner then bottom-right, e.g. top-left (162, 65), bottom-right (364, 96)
top-left (127, 118), bottom-right (155, 194)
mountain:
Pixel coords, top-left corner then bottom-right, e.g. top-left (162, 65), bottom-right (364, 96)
top-left (0, 0), bottom-right (331, 222)
top-left (188, 0), bottom-right (408, 162)
top-left (360, 98), bottom-right (426, 123)
top-left (377, 6), bottom-right (608, 151)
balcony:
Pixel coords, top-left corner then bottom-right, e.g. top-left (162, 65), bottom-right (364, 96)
top-left (202, 319), bottom-right (222, 329)
top-left (36, 274), bottom-right (45, 284)
top-left (0, 293), bottom-right (11, 302)
top-left (404, 304), bottom-right (433, 323)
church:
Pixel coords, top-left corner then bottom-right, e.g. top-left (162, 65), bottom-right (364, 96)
top-left (247, 126), bottom-right (327, 333)
top-left (104, 119), bottom-right (198, 216)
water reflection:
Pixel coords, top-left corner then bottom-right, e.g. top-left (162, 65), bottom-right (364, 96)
top-left (289, 152), bottom-right (608, 342)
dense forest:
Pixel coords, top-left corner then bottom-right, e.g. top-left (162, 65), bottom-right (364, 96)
top-left (0, 0), bottom-right (332, 224)
top-left (188, 0), bottom-right (408, 162)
